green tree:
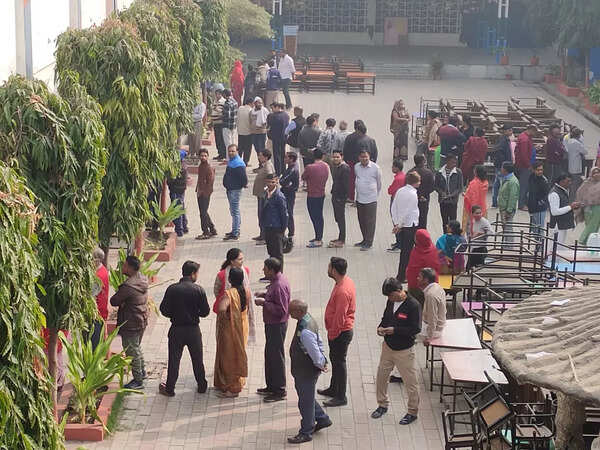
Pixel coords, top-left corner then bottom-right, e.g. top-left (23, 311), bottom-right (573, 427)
top-left (55, 18), bottom-right (174, 254)
top-left (198, 0), bottom-right (232, 80)
top-left (120, 1), bottom-right (183, 154)
top-left (0, 74), bottom-right (107, 407)
top-left (555, 0), bottom-right (600, 87)
top-left (0, 163), bottom-right (64, 449)
top-left (226, 0), bottom-right (273, 46)
top-left (160, 0), bottom-right (205, 135)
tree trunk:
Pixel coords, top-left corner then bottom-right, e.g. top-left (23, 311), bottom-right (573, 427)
top-left (47, 327), bottom-right (59, 417)
top-left (161, 179), bottom-right (168, 214)
top-left (100, 244), bottom-right (109, 268)
top-left (134, 229), bottom-right (144, 256)
top-left (554, 392), bottom-right (586, 450)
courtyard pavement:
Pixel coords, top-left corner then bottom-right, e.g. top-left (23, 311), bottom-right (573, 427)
top-left (68, 79), bottom-right (599, 450)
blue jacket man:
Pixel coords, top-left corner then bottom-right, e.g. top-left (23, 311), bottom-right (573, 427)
top-left (261, 173), bottom-right (288, 269)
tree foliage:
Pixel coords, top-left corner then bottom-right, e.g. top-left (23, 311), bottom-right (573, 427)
top-left (55, 19), bottom-right (174, 248)
top-left (0, 75), bottom-right (106, 331)
top-left (120, 1), bottom-right (183, 151)
top-left (555, 0), bottom-right (600, 50)
top-left (0, 163), bottom-right (63, 449)
top-left (161, 0), bottom-right (205, 135)
top-left (226, 0), bottom-right (273, 45)
top-left (198, 0), bottom-right (232, 80)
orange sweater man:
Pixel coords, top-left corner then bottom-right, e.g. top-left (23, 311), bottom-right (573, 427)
top-left (318, 257), bottom-right (356, 407)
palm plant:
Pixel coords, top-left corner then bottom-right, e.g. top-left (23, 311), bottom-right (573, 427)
top-left (109, 248), bottom-right (165, 291)
top-left (59, 326), bottom-right (141, 426)
top-left (150, 200), bottom-right (185, 240)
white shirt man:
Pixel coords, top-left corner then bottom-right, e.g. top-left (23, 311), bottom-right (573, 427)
top-left (392, 172), bottom-right (421, 282)
top-left (354, 150), bottom-right (382, 250)
top-left (277, 53), bottom-right (296, 80)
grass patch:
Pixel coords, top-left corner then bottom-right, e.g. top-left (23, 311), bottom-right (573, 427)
top-left (106, 391), bottom-right (125, 434)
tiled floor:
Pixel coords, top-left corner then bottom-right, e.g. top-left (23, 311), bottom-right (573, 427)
top-left (67, 79), bottom-right (598, 449)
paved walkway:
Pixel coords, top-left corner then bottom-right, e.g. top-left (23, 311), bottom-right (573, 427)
top-left (68, 79), bottom-right (599, 450)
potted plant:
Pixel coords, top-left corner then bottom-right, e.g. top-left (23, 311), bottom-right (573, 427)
top-left (530, 50), bottom-right (540, 66)
top-left (585, 81), bottom-right (600, 114)
top-left (143, 200), bottom-right (184, 261)
top-left (430, 53), bottom-right (444, 80)
top-left (544, 64), bottom-right (561, 83)
top-left (58, 326), bottom-right (142, 441)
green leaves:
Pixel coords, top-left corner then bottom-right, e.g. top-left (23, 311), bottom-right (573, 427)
top-left (60, 326), bottom-right (142, 427)
top-left (226, 0), bottom-right (273, 46)
top-left (0, 163), bottom-right (63, 449)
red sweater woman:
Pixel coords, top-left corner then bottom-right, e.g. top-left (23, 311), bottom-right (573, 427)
top-left (460, 129), bottom-right (488, 181)
top-left (405, 229), bottom-right (440, 294)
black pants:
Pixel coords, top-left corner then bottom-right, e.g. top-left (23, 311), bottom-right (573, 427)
top-left (197, 195), bottom-right (216, 235)
top-left (257, 196), bottom-right (266, 238)
top-left (357, 201), bottom-right (377, 246)
top-left (281, 78), bottom-right (292, 108)
top-left (439, 202), bottom-right (457, 232)
top-left (265, 227), bottom-right (284, 269)
top-left (265, 322), bottom-right (288, 395)
top-left (418, 199), bottom-right (430, 229)
top-left (238, 134), bottom-right (253, 164)
top-left (467, 246), bottom-right (488, 270)
top-left (328, 329), bottom-right (353, 401)
top-left (397, 226), bottom-right (417, 282)
top-left (272, 139), bottom-right (286, 176)
top-left (332, 197), bottom-right (346, 242)
top-left (214, 124), bottom-right (226, 159)
top-left (284, 191), bottom-right (296, 237)
top-left (89, 320), bottom-right (104, 351)
top-left (165, 325), bottom-right (207, 392)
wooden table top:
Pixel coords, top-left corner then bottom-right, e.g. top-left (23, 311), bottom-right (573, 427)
top-left (305, 70), bottom-right (335, 76)
top-left (429, 318), bottom-right (482, 350)
top-left (346, 71), bottom-right (376, 78)
top-left (441, 349), bottom-right (508, 384)
top-left (554, 250), bottom-right (600, 263)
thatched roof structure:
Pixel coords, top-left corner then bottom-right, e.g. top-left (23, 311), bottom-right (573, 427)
top-left (492, 285), bottom-right (600, 406)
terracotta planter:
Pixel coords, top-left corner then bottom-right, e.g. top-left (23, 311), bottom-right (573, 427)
top-left (584, 102), bottom-right (600, 115)
top-left (544, 74), bottom-right (558, 84)
top-left (500, 55), bottom-right (509, 65)
top-left (558, 82), bottom-right (581, 97)
top-left (530, 56), bottom-right (539, 66)
top-left (505, 74), bottom-right (513, 80)
top-left (59, 382), bottom-right (119, 441)
top-left (141, 231), bottom-right (177, 262)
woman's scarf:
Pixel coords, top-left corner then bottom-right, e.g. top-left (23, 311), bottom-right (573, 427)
top-left (406, 229), bottom-right (440, 289)
top-left (227, 153), bottom-right (246, 168)
top-left (464, 177), bottom-right (489, 218)
top-left (391, 100), bottom-right (409, 133)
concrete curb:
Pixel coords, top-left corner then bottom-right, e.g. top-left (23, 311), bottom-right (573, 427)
top-left (537, 82), bottom-right (600, 129)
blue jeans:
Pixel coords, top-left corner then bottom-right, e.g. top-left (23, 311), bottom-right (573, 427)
top-left (530, 210), bottom-right (546, 238)
top-left (294, 373), bottom-right (329, 436)
top-left (169, 192), bottom-right (188, 234)
top-left (307, 196), bottom-right (325, 241)
top-left (227, 189), bottom-right (242, 236)
top-left (492, 169), bottom-right (502, 207)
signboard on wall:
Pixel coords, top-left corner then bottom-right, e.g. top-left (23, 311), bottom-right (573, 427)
top-left (283, 25), bottom-right (299, 56)
top-left (283, 25), bottom-right (299, 36)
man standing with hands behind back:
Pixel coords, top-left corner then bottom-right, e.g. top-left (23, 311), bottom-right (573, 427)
top-left (254, 257), bottom-right (291, 403)
top-left (371, 278), bottom-right (421, 426)
top-left (318, 257), bottom-right (356, 407)
top-left (158, 261), bottom-right (210, 397)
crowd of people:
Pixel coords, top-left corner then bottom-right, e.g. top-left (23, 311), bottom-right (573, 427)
top-left (95, 52), bottom-right (600, 444)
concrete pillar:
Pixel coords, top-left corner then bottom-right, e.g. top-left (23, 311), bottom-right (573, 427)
top-left (367, 0), bottom-right (376, 27)
top-left (14, 0), bottom-right (32, 78)
top-left (69, 0), bottom-right (81, 28)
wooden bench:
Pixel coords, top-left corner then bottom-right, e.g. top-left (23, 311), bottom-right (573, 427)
top-left (346, 71), bottom-right (376, 95)
top-left (304, 70), bottom-right (335, 92)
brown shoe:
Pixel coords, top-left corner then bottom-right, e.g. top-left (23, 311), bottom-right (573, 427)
top-left (328, 240), bottom-right (344, 248)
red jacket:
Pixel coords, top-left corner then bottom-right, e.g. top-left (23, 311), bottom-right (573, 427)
top-left (514, 132), bottom-right (533, 169)
top-left (387, 171), bottom-right (406, 197)
top-left (461, 136), bottom-right (488, 180)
